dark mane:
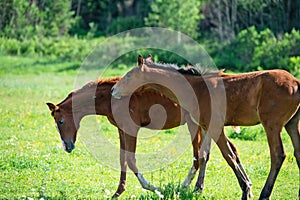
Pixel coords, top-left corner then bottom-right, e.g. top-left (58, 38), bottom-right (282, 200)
top-left (144, 60), bottom-right (220, 76)
top-left (145, 60), bottom-right (180, 71)
top-left (177, 65), bottom-right (202, 75)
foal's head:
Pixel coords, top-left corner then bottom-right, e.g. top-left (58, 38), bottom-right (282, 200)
top-left (111, 54), bottom-right (157, 98)
top-left (46, 78), bottom-right (120, 153)
top-left (46, 102), bottom-right (78, 153)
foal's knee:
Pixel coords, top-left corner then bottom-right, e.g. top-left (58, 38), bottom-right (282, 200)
top-left (273, 152), bottom-right (286, 169)
top-left (228, 141), bottom-right (241, 163)
top-left (127, 156), bottom-right (137, 171)
top-left (193, 158), bottom-right (200, 170)
top-left (294, 150), bottom-right (300, 168)
top-left (199, 152), bottom-right (210, 164)
top-left (294, 149), bottom-right (300, 159)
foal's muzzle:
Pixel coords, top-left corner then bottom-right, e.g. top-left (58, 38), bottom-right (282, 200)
top-left (62, 141), bottom-right (75, 153)
top-left (111, 87), bottom-right (121, 99)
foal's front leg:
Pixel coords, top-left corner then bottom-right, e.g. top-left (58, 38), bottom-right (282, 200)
top-left (124, 130), bottom-right (159, 192)
top-left (182, 118), bottom-right (201, 188)
top-left (112, 129), bottom-right (128, 198)
top-left (182, 116), bottom-right (212, 190)
top-left (214, 129), bottom-right (252, 200)
top-left (194, 131), bottom-right (211, 193)
top-left (182, 126), bottom-right (212, 192)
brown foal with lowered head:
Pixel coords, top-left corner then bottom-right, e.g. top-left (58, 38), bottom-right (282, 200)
top-left (47, 77), bottom-right (250, 198)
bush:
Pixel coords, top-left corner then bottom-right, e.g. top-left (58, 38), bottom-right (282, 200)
top-left (2, 28), bottom-right (299, 74)
top-left (0, 36), bottom-right (195, 69)
top-left (253, 29), bottom-right (300, 72)
top-left (0, 38), bottom-right (21, 55)
top-left (0, 37), bottom-right (103, 61)
top-left (228, 126), bottom-right (265, 141)
top-left (289, 56), bottom-right (300, 78)
top-left (213, 27), bottom-right (261, 71)
top-left (214, 27), bottom-right (300, 75)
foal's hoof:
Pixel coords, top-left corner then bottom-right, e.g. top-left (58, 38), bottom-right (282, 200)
top-left (242, 191), bottom-right (251, 200)
top-left (112, 193), bottom-right (120, 199)
top-left (144, 183), bottom-right (160, 192)
top-left (249, 189), bottom-right (254, 198)
top-left (193, 187), bottom-right (203, 195)
top-left (151, 185), bottom-right (161, 192)
top-left (112, 181), bottom-right (126, 198)
top-left (246, 186), bottom-right (253, 199)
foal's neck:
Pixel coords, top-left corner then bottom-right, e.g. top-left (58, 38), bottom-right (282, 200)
top-left (62, 85), bottom-right (113, 121)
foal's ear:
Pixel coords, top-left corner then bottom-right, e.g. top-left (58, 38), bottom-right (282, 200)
top-left (46, 102), bottom-right (57, 112)
top-left (146, 54), bottom-right (153, 63)
top-left (137, 54), bottom-right (144, 67)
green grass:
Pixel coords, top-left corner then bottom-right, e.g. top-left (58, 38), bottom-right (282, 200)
top-left (0, 55), bottom-right (299, 199)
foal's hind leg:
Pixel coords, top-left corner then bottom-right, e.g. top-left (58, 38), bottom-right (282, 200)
top-left (215, 129), bottom-right (252, 200)
top-left (285, 109), bottom-right (300, 199)
top-left (228, 138), bottom-right (253, 196)
top-left (190, 131), bottom-right (252, 195)
top-left (286, 108), bottom-right (300, 167)
top-left (259, 124), bottom-right (286, 200)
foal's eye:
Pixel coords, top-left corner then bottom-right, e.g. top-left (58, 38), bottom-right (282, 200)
top-left (127, 72), bottom-right (132, 78)
top-left (58, 119), bottom-right (64, 125)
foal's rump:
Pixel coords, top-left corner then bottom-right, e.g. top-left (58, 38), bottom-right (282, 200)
top-left (257, 70), bottom-right (300, 125)
top-left (222, 69), bottom-right (300, 126)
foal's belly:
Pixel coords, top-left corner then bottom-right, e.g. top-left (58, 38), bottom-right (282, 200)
top-left (141, 115), bottom-right (184, 130)
top-left (138, 106), bottom-right (185, 130)
top-left (225, 107), bottom-right (261, 126)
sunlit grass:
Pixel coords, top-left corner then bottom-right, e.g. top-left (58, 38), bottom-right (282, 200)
top-left (0, 56), bottom-right (298, 199)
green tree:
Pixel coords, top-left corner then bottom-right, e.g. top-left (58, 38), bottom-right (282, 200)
top-left (0, 0), bottom-right (41, 39)
top-left (0, 0), bottom-right (74, 39)
top-left (70, 0), bottom-right (152, 36)
top-left (214, 27), bottom-right (300, 74)
top-left (38, 0), bottom-right (74, 37)
top-left (202, 0), bottom-right (237, 42)
top-left (200, 0), bottom-right (300, 42)
top-left (145, 0), bottom-right (202, 39)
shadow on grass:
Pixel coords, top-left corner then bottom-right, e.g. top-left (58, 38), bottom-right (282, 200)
top-left (56, 63), bottom-right (81, 72)
top-left (34, 59), bottom-right (81, 72)
top-left (0, 56), bottom-right (82, 75)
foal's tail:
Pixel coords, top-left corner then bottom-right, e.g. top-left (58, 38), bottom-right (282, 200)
top-left (295, 79), bottom-right (300, 98)
top-left (290, 80), bottom-right (300, 125)
top-left (297, 81), bottom-right (300, 102)
top-left (298, 81), bottom-right (300, 95)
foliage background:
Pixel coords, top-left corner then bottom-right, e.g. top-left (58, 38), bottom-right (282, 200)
top-left (0, 0), bottom-right (299, 74)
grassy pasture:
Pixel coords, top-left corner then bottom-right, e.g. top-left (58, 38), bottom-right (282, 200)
top-left (0, 56), bottom-right (299, 199)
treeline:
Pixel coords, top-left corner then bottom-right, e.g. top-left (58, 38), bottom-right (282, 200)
top-left (0, 0), bottom-right (299, 75)
top-left (1, 0), bottom-right (299, 39)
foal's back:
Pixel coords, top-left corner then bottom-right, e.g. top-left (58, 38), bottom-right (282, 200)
top-left (221, 69), bottom-right (300, 126)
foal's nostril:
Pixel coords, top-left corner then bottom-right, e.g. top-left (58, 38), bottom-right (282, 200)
top-left (63, 141), bottom-right (75, 153)
top-left (66, 147), bottom-right (72, 153)
top-left (111, 87), bottom-right (114, 94)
